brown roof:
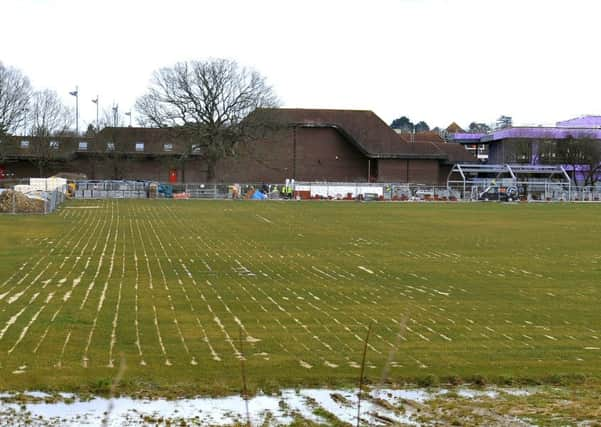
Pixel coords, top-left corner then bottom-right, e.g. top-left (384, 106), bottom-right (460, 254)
top-left (397, 132), bottom-right (477, 164)
top-left (260, 108), bottom-right (449, 160)
top-left (446, 122), bottom-right (464, 133)
top-left (97, 127), bottom-right (177, 143)
top-left (399, 131), bottom-right (446, 144)
top-left (433, 142), bottom-right (477, 163)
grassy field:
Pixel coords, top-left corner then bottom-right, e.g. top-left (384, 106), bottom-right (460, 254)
top-left (0, 200), bottom-right (600, 396)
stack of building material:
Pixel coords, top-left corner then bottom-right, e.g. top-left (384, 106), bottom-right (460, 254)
top-left (0, 190), bottom-right (45, 213)
top-left (30, 177), bottom-right (67, 193)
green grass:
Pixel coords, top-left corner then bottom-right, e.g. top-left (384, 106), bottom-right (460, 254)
top-left (1, 200), bottom-right (601, 395)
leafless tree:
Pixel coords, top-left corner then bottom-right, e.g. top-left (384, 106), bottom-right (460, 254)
top-left (28, 89), bottom-right (73, 176)
top-left (136, 58), bottom-right (279, 181)
top-left (29, 90), bottom-right (72, 137)
top-left (504, 138), bottom-right (532, 163)
top-left (99, 106), bottom-right (127, 129)
top-left (0, 62), bottom-right (32, 138)
top-left (555, 135), bottom-right (601, 186)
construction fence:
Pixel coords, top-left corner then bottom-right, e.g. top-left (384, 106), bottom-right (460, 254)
top-left (70, 180), bottom-right (462, 201)
top-left (71, 180), bottom-right (601, 202)
top-left (2, 179), bottom-right (601, 213)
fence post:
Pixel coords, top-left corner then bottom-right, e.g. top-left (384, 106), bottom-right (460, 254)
top-left (12, 190), bottom-right (15, 215)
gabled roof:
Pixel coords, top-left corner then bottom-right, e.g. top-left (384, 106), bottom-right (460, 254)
top-left (94, 110), bottom-right (478, 164)
top-left (398, 133), bottom-right (477, 163)
top-left (260, 108), bottom-right (452, 160)
top-left (433, 142), bottom-right (478, 163)
top-left (446, 122), bottom-right (464, 133)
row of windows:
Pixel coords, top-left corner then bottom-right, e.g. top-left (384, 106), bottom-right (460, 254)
top-left (16, 141), bottom-right (178, 152)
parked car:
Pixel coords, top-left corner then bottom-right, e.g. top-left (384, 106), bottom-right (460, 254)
top-left (478, 185), bottom-right (518, 202)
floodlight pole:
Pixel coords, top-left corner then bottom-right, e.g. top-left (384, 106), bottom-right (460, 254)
top-left (112, 104), bottom-right (118, 127)
top-left (22, 107), bottom-right (28, 136)
top-left (92, 96), bottom-right (99, 131)
top-left (70, 86), bottom-right (79, 135)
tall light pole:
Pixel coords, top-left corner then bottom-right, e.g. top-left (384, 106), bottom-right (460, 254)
top-left (22, 107), bottom-right (29, 136)
top-left (91, 96), bottom-right (99, 132)
top-left (69, 86), bottom-right (79, 135)
top-left (112, 104), bottom-right (119, 127)
top-left (124, 111), bottom-right (132, 127)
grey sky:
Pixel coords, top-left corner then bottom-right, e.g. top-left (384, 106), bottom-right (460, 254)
top-left (2, 0), bottom-right (600, 130)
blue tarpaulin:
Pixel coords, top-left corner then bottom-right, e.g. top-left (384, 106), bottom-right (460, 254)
top-left (250, 190), bottom-right (267, 200)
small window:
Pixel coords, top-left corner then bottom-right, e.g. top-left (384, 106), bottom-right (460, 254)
top-left (135, 142), bottom-right (144, 152)
top-left (191, 144), bottom-right (201, 153)
top-left (49, 140), bottom-right (59, 150)
top-left (78, 141), bottom-right (88, 151)
top-left (106, 142), bottom-right (115, 151)
top-left (20, 140), bottom-right (30, 149)
top-left (163, 143), bottom-right (173, 152)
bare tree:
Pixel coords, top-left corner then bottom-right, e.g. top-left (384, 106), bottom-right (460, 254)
top-left (136, 58), bottom-right (279, 181)
top-left (28, 89), bottom-right (73, 176)
top-left (555, 135), bottom-right (601, 186)
top-left (30, 90), bottom-right (72, 137)
top-left (99, 106), bottom-right (127, 129)
top-left (504, 138), bottom-right (532, 163)
top-left (0, 62), bottom-right (32, 138)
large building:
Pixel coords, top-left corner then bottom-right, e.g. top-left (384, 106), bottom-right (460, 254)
top-left (449, 116), bottom-right (601, 163)
top-left (0, 109), bottom-right (476, 184)
top-left (448, 115), bottom-right (601, 184)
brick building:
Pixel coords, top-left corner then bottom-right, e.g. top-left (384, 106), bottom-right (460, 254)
top-left (0, 109), bottom-right (475, 184)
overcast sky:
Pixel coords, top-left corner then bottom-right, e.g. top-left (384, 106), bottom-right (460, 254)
top-left (2, 0), bottom-right (600, 130)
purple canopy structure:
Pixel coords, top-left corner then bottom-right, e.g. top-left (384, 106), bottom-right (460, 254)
top-left (447, 116), bottom-right (601, 184)
top-left (449, 126), bottom-right (601, 144)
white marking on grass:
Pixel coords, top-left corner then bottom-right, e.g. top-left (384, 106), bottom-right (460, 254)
top-left (56, 331), bottom-right (71, 368)
top-left (80, 207), bottom-right (116, 309)
top-left (12, 365), bottom-right (27, 374)
top-left (214, 315), bottom-right (243, 360)
top-left (7, 292), bottom-right (54, 355)
top-left (108, 228), bottom-right (126, 368)
top-left (0, 292), bottom-right (40, 340)
top-left (358, 266), bottom-right (374, 274)
top-left (153, 304), bottom-right (172, 366)
top-left (6, 262), bottom-right (52, 304)
top-left (197, 318), bottom-right (221, 361)
top-left (299, 360), bottom-right (313, 369)
top-left (311, 266), bottom-right (337, 280)
top-left (145, 218), bottom-right (194, 365)
top-left (129, 219), bottom-right (146, 366)
top-left (256, 214), bottom-right (273, 224)
top-left (30, 208), bottom-right (106, 356)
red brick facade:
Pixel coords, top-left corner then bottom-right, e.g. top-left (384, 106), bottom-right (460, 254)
top-left (0, 109), bottom-right (476, 184)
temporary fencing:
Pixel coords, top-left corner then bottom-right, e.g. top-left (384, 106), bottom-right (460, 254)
top-left (67, 179), bottom-right (601, 202)
top-left (69, 180), bottom-right (461, 201)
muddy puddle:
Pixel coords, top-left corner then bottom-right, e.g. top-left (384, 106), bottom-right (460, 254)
top-left (0, 387), bottom-right (533, 426)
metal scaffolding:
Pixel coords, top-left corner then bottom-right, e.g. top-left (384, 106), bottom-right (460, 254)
top-left (447, 164), bottom-right (572, 200)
